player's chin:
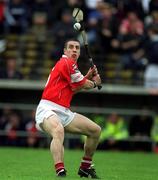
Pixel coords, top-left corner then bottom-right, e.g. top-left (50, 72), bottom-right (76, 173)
top-left (71, 54), bottom-right (78, 60)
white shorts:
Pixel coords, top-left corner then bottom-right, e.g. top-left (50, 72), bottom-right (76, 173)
top-left (35, 99), bottom-right (76, 131)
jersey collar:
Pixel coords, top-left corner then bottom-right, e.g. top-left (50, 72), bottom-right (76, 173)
top-left (62, 55), bottom-right (76, 63)
top-left (62, 55), bottom-right (68, 58)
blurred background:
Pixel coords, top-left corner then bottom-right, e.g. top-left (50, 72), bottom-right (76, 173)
top-left (0, 0), bottom-right (158, 153)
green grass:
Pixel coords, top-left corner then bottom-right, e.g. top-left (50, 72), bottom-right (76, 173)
top-left (0, 147), bottom-right (158, 180)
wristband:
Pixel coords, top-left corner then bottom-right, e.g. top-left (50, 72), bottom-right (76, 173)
top-left (93, 81), bottom-right (97, 88)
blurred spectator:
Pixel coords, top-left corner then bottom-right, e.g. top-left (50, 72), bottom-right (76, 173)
top-left (141, 0), bottom-right (151, 15)
top-left (0, 106), bottom-right (13, 145)
top-left (104, 0), bottom-right (118, 7)
top-left (0, 57), bottom-right (23, 79)
top-left (112, 0), bottom-right (126, 21)
top-left (31, 0), bottom-right (51, 14)
top-left (0, 0), bottom-right (6, 34)
top-left (0, 105), bottom-right (12, 129)
top-left (85, 0), bottom-right (102, 20)
top-left (97, 2), bottom-right (119, 55)
top-left (25, 110), bottom-right (39, 147)
top-left (4, 111), bottom-right (24, 146)
top-left (30, 0), bottom-right (52, 27)
top-left (50, 9), bottom-right (77, 59)
top-left (0, 0), bottom-right (157, 85)
top-left (85, 0), bottom-right (100, 10)
top-left (119, 10), bottom-right (144, 34)
top-left (0, 38), bottom-right (6, 53)
top-left (93, 114), bottom-right (105, 128)
top-left (151, 115), bottom-right (158, 153)
top-left (113, 11), bottom-right (145, 79)
top-left (86, 1), bottom-right (102, 44)
top-left (64, 0), bottom-right (86, 13)
top-left (0, 0), bottom-right (7, 54)
top-left (145, 10), bottom-right (158, 28)
top-left (123, 0), bottom-right (145, 20)
top-left (99, 112), bottom-right (128, 150)
top-left (30, 12), bottom-right (47, 41)
top-left (49, 1), bottom-right (64, 24)
top-left (144, 24), bottom-right (158, 89)
top-left (52, 0), bottom-right (87, 26)
top-left (128, 107), bottom-right (153, 151)
top-left (5, 0), bottom-right (29, 34)
top-left (149, 0), bottom-right (158, 13)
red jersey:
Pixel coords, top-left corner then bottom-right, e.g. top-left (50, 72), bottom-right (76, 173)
top-left (42, 55), bottom-right (86, 108)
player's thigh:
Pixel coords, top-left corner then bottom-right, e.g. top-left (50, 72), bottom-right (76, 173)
top-left (65, 113), bottom-right (101, 136)
top-left (41, 114), bottom-right (64, 137)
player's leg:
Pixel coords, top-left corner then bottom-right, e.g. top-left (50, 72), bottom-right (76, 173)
top-left (65, 113), bottom-right (101, 157)
top-left (65, 113), bottom-right (101, 179)
top-left (40, 115), bottom-right (66, 177)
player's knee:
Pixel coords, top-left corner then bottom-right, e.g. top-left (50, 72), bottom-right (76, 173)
top-left (54, 125), bottom-right (64, 138)
top-left (91, 125), bottom-right (101, 138)
top-left (49, 123), bottom-right (64, 140)
top-left (95, 125), bottom-right (102, 137)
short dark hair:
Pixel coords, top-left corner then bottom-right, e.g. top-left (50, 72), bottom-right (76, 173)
top-left (64, 39), bottom-right (80, 49)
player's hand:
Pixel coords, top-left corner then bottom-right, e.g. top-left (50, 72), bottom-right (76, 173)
top-left (92, 65), bottom-right (98, 76)
top-left (85, 65), bottom-right (98, 80)
top-left (92, 74), bottom-right (101, 86)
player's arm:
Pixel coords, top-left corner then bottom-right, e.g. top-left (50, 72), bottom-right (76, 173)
top-left (72, 74), bottom-right (101, 92)
top-left (64, 60), bottom-right (100, 92)
top-left (72, 79), bottom-right (94, 92)
top-left (83, 74), bottom-right (101, 90)
top-left (82, 66), bottom-right (100, 89)
top-left (72, 67), bottom-right (101, 92)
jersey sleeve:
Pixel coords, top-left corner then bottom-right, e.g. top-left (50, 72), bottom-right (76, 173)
top-left (61, 58), bottom-right (86, 90)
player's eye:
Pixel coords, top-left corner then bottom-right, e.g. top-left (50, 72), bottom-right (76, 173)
top-left (76, 46), bottom-right (80, 50)
top-left (69, 45), bottom-right (74, 49)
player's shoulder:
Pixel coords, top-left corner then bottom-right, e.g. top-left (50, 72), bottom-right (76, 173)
top-left (60, 55), bottom-right (75, 66)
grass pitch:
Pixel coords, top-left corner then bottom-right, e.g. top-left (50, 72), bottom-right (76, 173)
top-left (0, 147), bottom-right (158, 180)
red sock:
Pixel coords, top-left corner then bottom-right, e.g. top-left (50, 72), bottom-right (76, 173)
top-left (55, 162), bottom-right (65, 175)
top-left (80, 157), bottom-right (92, 169)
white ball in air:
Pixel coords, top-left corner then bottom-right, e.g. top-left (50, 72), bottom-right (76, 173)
top-left (73, 22), bottom-right (81, 31)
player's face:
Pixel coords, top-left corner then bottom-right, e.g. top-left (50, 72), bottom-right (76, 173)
top-left (64, 41), bottom-right (80, 61)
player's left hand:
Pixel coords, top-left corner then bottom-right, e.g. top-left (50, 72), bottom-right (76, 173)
top-left (85, 65), bottom-right (98, 80)
top-left (92, 74), bottom-right (101, 86)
